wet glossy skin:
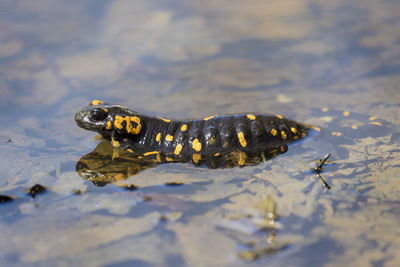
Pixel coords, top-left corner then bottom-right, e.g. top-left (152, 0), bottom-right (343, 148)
top-left (75, 100), bottom-right (310, 165)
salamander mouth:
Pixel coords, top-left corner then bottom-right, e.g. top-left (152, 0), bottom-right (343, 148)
top-left (74, 110), bottom-right (84, 125)
top-left (74, 110), bottom-right (90, 129)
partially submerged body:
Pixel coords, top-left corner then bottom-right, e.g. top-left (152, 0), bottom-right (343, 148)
top-left (75, 100), bottom-right (310, 167)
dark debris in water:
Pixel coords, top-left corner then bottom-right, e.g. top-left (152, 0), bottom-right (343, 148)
top-left (25, 184), bottom-right (47, 198)
top-left (312, 153), bottom-right (331, 174)
top-left (0, 195), bottom-right (13, 204)
top-left (310, 154), bottom-right (335, 190)
top-left (72, 189), bottom-right (83, 195)
top-left (122, 184), bottom-right (139, 191)
top-left (165, 182), bottom-right (184, 186)
top-left (142, 196), bottom-right (152, 202)
top-left (159, 215), bottom-right (168, 222)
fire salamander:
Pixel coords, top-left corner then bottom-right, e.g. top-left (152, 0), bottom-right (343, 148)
top-left (75, 100), bottom-right (310, 167)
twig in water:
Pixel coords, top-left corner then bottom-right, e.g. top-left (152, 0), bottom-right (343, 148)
top-left (312, 153), bottom-right (331, 174)
top-left (311, 153), bottom-right (332, 190)
top-left (316, 173), bottom-right (331, 190)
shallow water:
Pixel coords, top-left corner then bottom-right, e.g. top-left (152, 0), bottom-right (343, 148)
top-left (1, 0), bottom-right (400, 266)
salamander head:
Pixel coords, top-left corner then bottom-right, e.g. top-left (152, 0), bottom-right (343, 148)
top-left (75, 100), bottom-right (143, 137)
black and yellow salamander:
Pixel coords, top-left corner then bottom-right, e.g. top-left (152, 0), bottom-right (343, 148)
top-left (75, 100), bottom-right (310, 166)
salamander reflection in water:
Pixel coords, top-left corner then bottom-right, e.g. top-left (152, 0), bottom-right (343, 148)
top-left (76, 140), bottom-right (289, 186)
top-left (75, 100), bottom-right (310, 184)
top-left (76, 141), bottom-right (157, 186)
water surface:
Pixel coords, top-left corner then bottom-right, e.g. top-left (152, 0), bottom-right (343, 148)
top-left (0, 0), bottom-right (399, 266)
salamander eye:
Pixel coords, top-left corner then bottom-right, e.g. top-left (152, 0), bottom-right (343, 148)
top-left (89, 108), bottom-right (107, 121)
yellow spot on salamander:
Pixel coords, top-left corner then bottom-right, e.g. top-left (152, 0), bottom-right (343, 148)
top-left (301, 132), bottom-right (307, 137)
top-left (343, 111), bottom-right (350, 117)
top-left (238, 151), bottom-right (246, 166)
top-left (204, 115), bottom-right (217, 121)
top-left (165, 134), bottom-right (174, 142)
top-left (127, 149), bottom-right (134, 153)
top-left (166, 157), bottom-right (174, 162)
top-left (156, 153), bottom-right (161, 163)
top-left (312, 126), bottom-right (321, 131)
top-left (281, 146), bottom-right (286, 152)
top-left (91, 100), bottom-right (103, 106)
top-left (237, 132), bottom-right (247, 147)
top-left (192, 153), bottom-right (201, 163)
top-left (128, 116), bottom-right (142, 134)
top-left (156, 133), bottom-right (161, 142)
top-left (106, 121), bottom-right (112, 130)
top-left (192, 139), bottom-right (202, 151)
top-left (181, 124), bottom-right (187, 131)
top-left (281, 131), bottom-right (287, 140)
top-left (114, 115), bottom-right (142, 135)
top-left (370, 121), bottom-right (383, 126)
top-left (271, 129), bottom-right (278, 136)
top-left (144, 151), bottom-right (159, 156)
top-left (157, 116), bottom-right (171, 123)
top-left (246, 114), bottom-right (256, 120)
top-left (322, 107), bottom-right (329, 112)
top-left (290, 127), bottom-right (297, 134)
top-left (174, 144), bottom-right (183, 155)
top-left (331, 132), bottom-right (342, 136)
top-left (293, 135), bottom-right (299, 140)
top-left (111, 138), bottom-right (120, 147)
top-left (114, 116), bottom-right (124, 129)
top-left (214, 153), bottom-right (220, 157)
top-left (351, 125), bottom-right (358, 129)
top-left (276, 114), bottom-right (283, 119)
top-left (137, 156), bottom-right (143, 159)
